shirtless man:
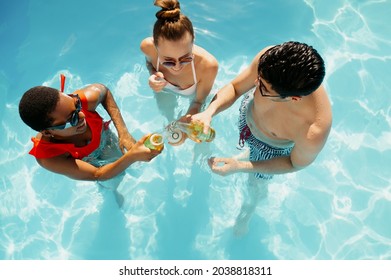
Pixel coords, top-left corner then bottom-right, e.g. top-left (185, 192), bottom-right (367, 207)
top-left (192, 41), bottom-right (332, 234)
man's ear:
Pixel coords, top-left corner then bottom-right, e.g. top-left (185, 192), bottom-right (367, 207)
top-left (291, 96), bottom-right (302, 101)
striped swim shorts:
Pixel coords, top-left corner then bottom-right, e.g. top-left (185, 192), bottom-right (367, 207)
top-left (237, 93), bottom-right (293, 180)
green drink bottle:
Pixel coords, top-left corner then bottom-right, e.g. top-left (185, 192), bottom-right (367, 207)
top-left (175, 121), bottom-right (215, 143)
top-left (144, 133), bottom-right (164, 151)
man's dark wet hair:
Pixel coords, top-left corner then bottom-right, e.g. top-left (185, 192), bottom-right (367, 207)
top-left (19, 86), bottom-right (59, 131)
top-left (258, 41), bottom-right (325, 97)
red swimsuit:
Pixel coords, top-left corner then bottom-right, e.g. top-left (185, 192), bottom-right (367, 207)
top-left (29, 92), bottom-right (104, 159)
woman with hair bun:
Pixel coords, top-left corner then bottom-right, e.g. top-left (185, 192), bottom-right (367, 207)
top-left (140, 0), bottom-right (218, 118)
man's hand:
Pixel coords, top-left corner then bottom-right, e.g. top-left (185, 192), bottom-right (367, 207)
top-left (191, 110), bottom-right (213, 134)
top-left (207, 157), bottom-right (243, 176)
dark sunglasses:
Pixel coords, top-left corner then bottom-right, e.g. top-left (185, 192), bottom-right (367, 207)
top-left (160, 55), bottom-right (194, 68)
top-left (257, 78), bottom-right (288, 101)
top-left (46, 94), bottom-right (82, 130)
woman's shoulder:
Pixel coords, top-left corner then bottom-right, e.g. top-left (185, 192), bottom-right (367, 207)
top-left (140, 37), bottom-right (155, 55)
top-left (194, 45), bottom-right (218, 69)
top-left (72, 84), bottom-right (106, 112)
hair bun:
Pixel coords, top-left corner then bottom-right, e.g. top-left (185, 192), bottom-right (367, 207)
top-left (156, 8), bottom-right (180, 21)
top-left (155, 0), bottom-right (181, 21)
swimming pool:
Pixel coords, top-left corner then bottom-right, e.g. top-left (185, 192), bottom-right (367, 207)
top-left (1, 0), bottom-right (390, 260)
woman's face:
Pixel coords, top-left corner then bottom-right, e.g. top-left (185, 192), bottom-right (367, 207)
top-left (156, 32), bottom-right (194, 75)
top-left (46, 92), bottom-right (87, 136)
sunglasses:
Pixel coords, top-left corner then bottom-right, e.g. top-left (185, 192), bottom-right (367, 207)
top-left (258, 78), bottom-right (285, 99)
top-left (258, 78), bottom-right (300, 102)
top-left (46, 94), bottom-right (82, 130)
top-left (160, 55), bottom-right (194, 68)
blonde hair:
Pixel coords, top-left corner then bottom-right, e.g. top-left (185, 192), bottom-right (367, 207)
top-left (153, 0), bottom-right (194, 45)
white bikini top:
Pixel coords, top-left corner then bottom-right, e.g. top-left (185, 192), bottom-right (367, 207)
top-left (156, 57), bottom-right (198, 96)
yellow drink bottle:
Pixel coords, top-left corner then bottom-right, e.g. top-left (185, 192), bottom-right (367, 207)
top-left (175, 121), bottom-right (215, 143)
top-left (144, 133), bottom-right (164, 151)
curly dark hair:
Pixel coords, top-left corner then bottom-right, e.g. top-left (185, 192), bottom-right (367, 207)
top-left (19, 86), bottom-right (59, 131)
top-left (258, 41), bottom-right (325, 97)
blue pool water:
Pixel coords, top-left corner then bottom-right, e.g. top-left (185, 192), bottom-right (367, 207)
top-left (1, 0), bottom-right (390, 260)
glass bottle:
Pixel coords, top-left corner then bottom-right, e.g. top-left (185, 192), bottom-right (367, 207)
top-left (144, 133), bottom-right (164, 151)
top-left (164, 122), bottom-right (186, 146)
top-left (174, 121), bottom-right (215, 143)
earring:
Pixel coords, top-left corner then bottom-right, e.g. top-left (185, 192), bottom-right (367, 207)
top-left (43, 130), bottom-right (55, 138)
